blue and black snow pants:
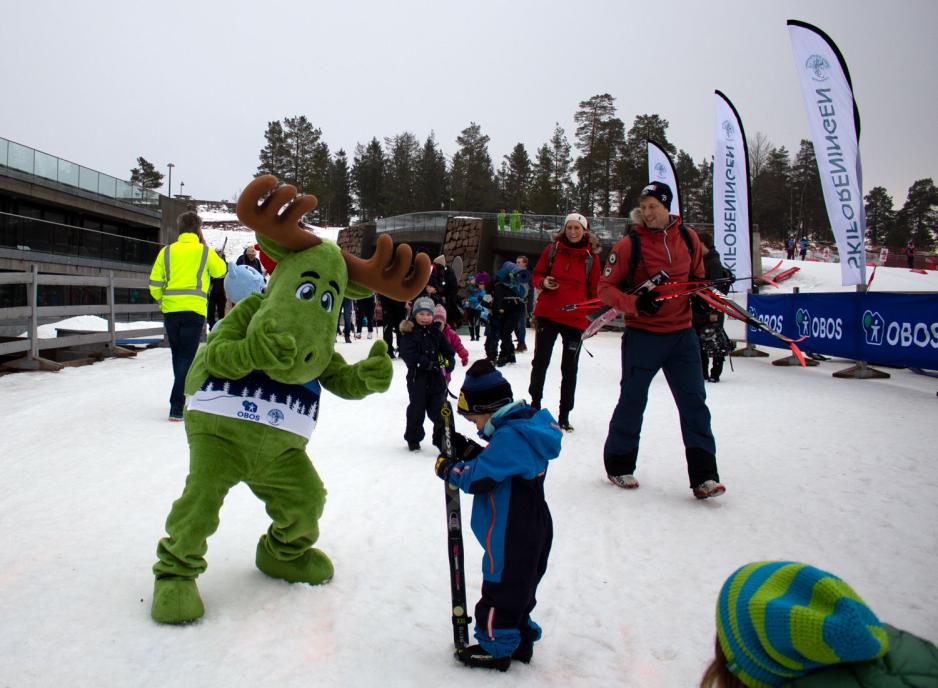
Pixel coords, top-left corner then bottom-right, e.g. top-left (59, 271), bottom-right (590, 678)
top-left (474, 475), bottom-right (552, 658)
top-left (603, 327), bottom-right (719, 488)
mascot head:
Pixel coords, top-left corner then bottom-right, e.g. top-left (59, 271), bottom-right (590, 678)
top-left (235, 175), bottom-right (431, 383)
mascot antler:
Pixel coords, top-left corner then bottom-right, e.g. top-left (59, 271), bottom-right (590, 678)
top-left (237, 175), bottom-right (431, 301)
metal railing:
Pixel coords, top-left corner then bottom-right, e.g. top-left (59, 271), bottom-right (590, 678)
top-left (0, 136), bottom-right (161, 211)
top-left (376, 211), bottom-right (632, 243)
top-left (376, 211), bottom-right (718, 244)
top-left (0, 211), bottom-right (162, 266)
top-left (0, 266), bottom-right (162, 370)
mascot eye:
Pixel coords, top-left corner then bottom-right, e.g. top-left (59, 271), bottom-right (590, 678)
top-left (295, 283), bottom-right (317, 301)
top-left (320, 292), bottom-right (334, 312)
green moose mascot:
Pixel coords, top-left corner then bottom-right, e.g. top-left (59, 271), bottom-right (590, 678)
top-left (151, 175), bottom-right (431, 624)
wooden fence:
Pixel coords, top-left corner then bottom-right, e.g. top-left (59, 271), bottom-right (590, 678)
top-left (0, 265), bottom-right (163, 371)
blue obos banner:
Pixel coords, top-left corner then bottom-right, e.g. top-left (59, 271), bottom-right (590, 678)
top-left (748, 293), bottom-right (938, 369)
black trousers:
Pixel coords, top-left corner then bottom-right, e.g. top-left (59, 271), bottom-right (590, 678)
top-left (206, 288), bottom-right (226, 329)
top-left (528, 317), bottom-right (583, 419)
top-left (404, 369), bottom-right (446, 443)
top-left (485, 307), bottom-right (519, 362)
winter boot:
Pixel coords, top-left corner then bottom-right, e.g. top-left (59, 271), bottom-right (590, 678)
top-left (344, 333), bottom-right (352, 343)
top-left (458, 645), bottom-right (511, 672)
top-left (367, 331), bottom-right (373, 340)
top-left (558, 415), bottom-right (573, 433)
top-left (608, 474), bottom-right (639, 489)
top-left (692, 480), bottom-right (726, 500)
top-left (151, 577), bottom-right (204, 624)
top-left (255, 537), bottom-right (334, 585)
top-left (407, 441), bottom-right (421, 452)
top-left (511, 622), bottom-right (542, 664)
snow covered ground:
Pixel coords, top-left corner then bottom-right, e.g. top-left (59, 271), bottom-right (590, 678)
top-left (1, 258), bottom-right (937, 688)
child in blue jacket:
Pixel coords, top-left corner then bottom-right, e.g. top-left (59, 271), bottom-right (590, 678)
top-left (434, 359), bottom-right (562, 671)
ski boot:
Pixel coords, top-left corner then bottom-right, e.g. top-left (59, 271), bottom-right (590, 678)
top-left (458, 645), bottom-right (511, 672)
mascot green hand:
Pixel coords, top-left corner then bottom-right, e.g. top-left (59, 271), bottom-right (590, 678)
top-left (151, 175), bottom-right (431, 624)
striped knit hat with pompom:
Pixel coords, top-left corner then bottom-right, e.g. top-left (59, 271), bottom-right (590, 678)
top-left (716, 561), bottom-right (889, 688)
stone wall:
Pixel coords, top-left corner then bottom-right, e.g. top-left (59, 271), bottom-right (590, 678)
top-left (442, 217), bottom-right (484, 286)
top-left (336, 223), bottom-right (375, 258)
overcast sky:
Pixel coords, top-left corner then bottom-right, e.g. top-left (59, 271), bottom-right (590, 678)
top-left (1, 0), bottom-right (935, 210)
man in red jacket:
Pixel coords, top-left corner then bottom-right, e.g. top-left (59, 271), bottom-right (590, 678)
top-left (597, 182), bottom-right (725, 499)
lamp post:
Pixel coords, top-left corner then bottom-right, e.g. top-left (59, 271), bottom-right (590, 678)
top-left (179, 181), bottom-right (185, 197)
top-left (166, 162), bottom-right (175, 198)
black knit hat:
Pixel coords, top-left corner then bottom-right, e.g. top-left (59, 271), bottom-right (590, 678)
top-left (457, 360), bottom-right (513, 416)
top-left (640, 181), bottom-right (673, 210)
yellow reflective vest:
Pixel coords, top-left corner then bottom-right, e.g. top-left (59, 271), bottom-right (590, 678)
top-left (149, 233), bottom-right (228, 316)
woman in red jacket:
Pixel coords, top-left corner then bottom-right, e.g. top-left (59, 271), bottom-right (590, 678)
top-left (527, 213), bottom-right (601, 432)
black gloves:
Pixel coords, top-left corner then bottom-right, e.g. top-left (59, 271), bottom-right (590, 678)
top-left (432, 428), bottom-right (484, 461)
top-left (635, 289), bottom-right (662, 315)
top-left (435, 455), bottom-right (454, 480)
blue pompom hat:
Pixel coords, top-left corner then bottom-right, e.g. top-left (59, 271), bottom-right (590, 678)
top-left (716, 561), bottom-right (889, 688)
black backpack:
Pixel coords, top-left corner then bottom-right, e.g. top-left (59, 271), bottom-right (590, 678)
top-left (620, 224), bottom-right (696, 288)
top-left (546, 241), bottom-right (594, 280)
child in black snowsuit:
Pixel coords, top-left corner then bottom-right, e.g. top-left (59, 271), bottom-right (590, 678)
top-left (484, 262), bottom-right (525, 367)
top-left (399, 296), bottom-right (455, 451)
top-left (433, 360), bottom-right (562, 671)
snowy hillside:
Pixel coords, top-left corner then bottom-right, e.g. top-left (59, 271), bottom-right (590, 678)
top-left (1, 236), bottom-right (936, 687)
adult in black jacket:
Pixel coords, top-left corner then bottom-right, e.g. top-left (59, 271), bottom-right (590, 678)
top-left (693, 232), bottom-right (733, 382)
top-left (236, 245), bottom-right (264, 275)
top-left (379, 294), bottom-right (407, 358)
top-left (206, 249), bottom-right (227, 329)
top-left (425, 255), bottom-right (461, 326)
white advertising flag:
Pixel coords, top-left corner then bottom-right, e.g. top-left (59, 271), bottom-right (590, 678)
top-left (788, 19), bottom-right (866, 285)
top-left (646, 140), bottom-right (681, 218)
top-left (713, 91), bottom-right (752, 292)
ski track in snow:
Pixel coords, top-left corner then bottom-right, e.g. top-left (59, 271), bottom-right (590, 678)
top-left (1, 259), bottom-right (937, 687)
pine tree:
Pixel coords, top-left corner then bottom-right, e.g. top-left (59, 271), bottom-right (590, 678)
top-left (863, 186), bottom-right (895, 247)
top-left (257, 121), bottom-right (291, 178)
top-left (383, 132), bottom-right (420, 215)
top-left (752, 146), bottom-right (792, 242)
top-left (573, 94), bottom-right (622, 215)
top-left (327, 149), bottom-right (354, 226)
top-left (351, 138), bottom-right (386, 221)
top-left (129, 157), bottom-right (164, 189)
top-left (674, 150), bottom-right (702, 222)
top-left (308, 141), bottom-right (332, 224)
top-left (791, 139), bottom-right (827, 240)
top-left (549, 124), bottom-right (574, 213)
top-left (449, 122), bottom-right (495, 211)
top-left (414, 132), bottom-right (448, 212)
top-left (501, 143), bottom-right (532, 211)
top-left (893, 178), bottom-right (938, 249)
top-left (614, 114), bottom-right (675, 216)
top-left (528, 144), bottom-right (559, 215)
top-left (282, 116), bottom-right (322, 193)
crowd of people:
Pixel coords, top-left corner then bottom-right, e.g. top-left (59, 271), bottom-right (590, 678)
top-left (149, 187), bottom-right (937, 681)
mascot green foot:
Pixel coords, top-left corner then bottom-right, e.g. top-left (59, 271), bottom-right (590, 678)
top-left (255, 537), bottom-right (334, 585)
top-left (151, 577), bottom-right (204, 624)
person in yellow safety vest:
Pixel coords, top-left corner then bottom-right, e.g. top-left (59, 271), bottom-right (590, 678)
top-left (149, 211), bottom-right (227, 421)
